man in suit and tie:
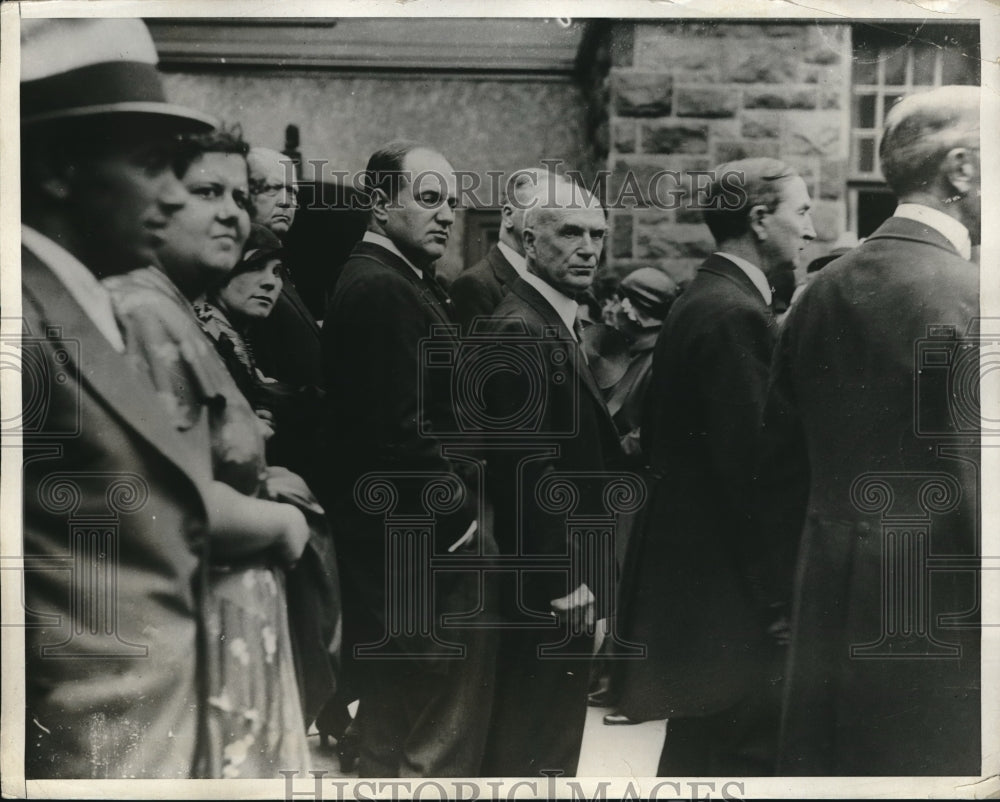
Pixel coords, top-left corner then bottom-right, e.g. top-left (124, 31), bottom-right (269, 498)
top-left (450, 167), bottom-right (551, 332)
top-left (18, 18), bottom-right (219, 778)
top-left (620, 158), bottom-right (815, 776)
top-left (322, 141), bottom-right (496, 777)
top-left (478, 176), bottom-right (623, 777)
top-left (758, 86), bottom-right (981, 775)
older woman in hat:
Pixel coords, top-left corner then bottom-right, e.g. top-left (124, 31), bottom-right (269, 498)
top-left (605, 266), bottom-right (681, 463)
top-left (104, 128), bottom-right (334, 777)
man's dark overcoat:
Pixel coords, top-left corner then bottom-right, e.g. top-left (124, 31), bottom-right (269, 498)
top-left (618, 254), bottom-right (782, 722)
top-left (757, 216), bottom-right (981, 775)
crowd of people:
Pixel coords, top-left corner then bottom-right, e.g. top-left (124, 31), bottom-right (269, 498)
top-left (20, 18), bottom-right (981, 781)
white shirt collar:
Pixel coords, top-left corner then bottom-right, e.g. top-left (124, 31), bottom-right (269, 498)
top-left (714, 251), bottom-right (773, 306)
top-left (893, 203), bottom-right (972, 260)
top-left (363, 231), bottom-right (424, 279)
top-left (497, 240), bottom-right (528, 277)
top-left (521, 271), bottom-right (580, 340)
top-left (21, 225), bottom-right (125, 352)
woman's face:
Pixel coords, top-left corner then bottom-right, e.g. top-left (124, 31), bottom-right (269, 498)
top-left (218, 258), bottom-right (284, 322)
top-left (156, 152), bottom-right (251, 296)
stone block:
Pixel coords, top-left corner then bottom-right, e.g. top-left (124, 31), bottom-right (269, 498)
top-left (784, 111), bottom-right (842, 157)
top-left (818, 159), bottom-right (847, 200)
top-left (809, 199), bottom-right (845, 241)
top-left (675, 87), bottom-right (740, 118)
top-left (743, 88), bottom-right (817, 110)
top-left (635, 219), bottom-right (715, 261)
top-left (613, 119), bottom-right (637, 153)
top-left (675, 205), bottom-right (707, 225)
top-left (713, 139), bottom-right (781, 163)
top-left (804, 25), bottom-right (847, 64)
top-left (741, 112), bottom-right (783, 139)
top-left (612, 72), bottom-right (673, 118)
top-left (634, 29), bottom-right (721, 74)
top-left (611, 213), bottom-right (634, 259)
top-left (819, 88), bottom-right (842, 109)
top-left (609, 159), bottom-right (710, 211)
top-left (723, 48), bottom-right (801, 84)
top-left (611, 23), bottom-right (635, 68)
top-left (640, 122), bottom-right (710, 154)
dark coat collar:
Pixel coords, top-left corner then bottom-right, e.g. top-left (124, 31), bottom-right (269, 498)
top-left (699, 252), bottom-right (771, 309)
top-left (349, 239), bottom-right (456, 327)
top-left (864, 215), bottom-right (965, 258)
top-left (508, 276), bottom-right (612, 420)
top-left (487, 244), bottom-right (521, 288)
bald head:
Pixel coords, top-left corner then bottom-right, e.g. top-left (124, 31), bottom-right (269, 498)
top-left (523, 177), bottom-right (606, 297)
top-left (880, 86), bottom-right (979, 195)
top-left (247, 147), bottom-right (298, 238)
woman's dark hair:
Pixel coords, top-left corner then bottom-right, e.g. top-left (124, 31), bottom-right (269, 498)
top-left (173, 124), bottom-right (249, 178)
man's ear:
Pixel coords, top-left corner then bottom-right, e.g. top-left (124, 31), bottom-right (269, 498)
top-left (501, 203), bottom-right (515, 231)
top-left (943, 147), bottom-right (978, 198)
top-left (522, 227), bottom-right (537, 259)
top-left (28, 144), bottom-right (75, 204)
top-left (748, 204), bottom-right (770, 242)
top-left (370, 187), bottom-right (390, 226)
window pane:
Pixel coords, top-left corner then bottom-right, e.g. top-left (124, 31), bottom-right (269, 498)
top-left (853, 58), bottom-right (878, 85)
top-left (912, 45), bottom-right (936, 85)
top-left (882, 48), bottom-right (908, 85)
top-left (854, 94), bottom-right (877, 128)
top-left (857, 137), bottom-right (875, 174)
top-left (941, 49), bottom-right (978, 85)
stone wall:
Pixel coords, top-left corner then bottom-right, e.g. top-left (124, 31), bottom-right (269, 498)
top-left (602, 21), bottom-right (852, 285)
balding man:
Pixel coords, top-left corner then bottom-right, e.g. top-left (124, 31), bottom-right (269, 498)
top-left (450, 167), bottom-right (551, 332)
top-left (757, 86), bottom-right (981, 775)
top-left (620, 159), bottom-right (816, 776)
top-left (479, 177), bottom-right (623, 777)
top-left (243, 147), bottom-right (325, 486)
top-left (248, 146), bottom-right (299, 238)
top-left (322, 141), bottom-right (496, 777)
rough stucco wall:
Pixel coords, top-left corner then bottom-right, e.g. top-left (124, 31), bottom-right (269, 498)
top-left (605, 21), bottom-right (852, 285)
top-left (161, 71), bottom-right (588, 279)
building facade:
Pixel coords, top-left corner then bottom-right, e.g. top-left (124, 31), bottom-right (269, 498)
top-left (150, 17), bottom-right (980, 299)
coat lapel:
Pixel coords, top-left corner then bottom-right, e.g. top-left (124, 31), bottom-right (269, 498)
top-left (351, 240), bottom-right (456, 329)
top-left (487, 245), bottom-right (520, 290)
top-left (21, 248), bottom-right (211, 484)
top-left (509, 278), bottom-right (614, 426)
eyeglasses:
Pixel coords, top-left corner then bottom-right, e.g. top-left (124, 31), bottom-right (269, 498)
top-left (252, 181), bottom-right (299, 200)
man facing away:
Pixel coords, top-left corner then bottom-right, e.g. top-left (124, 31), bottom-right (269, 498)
top-left (757, 85), bottom-right (982, 776)
top-left (479, 176), bottom-right (624, 777)
top-left (449, 167), bottom-right (552, 332)
top-left (621, 158), bottom-right (815, 776)
top-left (321, 140), bottom-right (496, 777)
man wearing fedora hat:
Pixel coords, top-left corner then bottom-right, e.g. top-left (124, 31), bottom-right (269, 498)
top-left (19, 18), bottom-right (221, 778)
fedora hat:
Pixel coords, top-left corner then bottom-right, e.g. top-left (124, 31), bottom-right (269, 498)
top-left (20, 18), bottom-right (216, 130)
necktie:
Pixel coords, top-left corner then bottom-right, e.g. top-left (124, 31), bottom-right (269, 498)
top-left (573, 319), bottom-right (590, 365)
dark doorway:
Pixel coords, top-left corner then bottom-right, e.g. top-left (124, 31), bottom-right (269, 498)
top-left (282, 180), bottom-right (369, 320)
